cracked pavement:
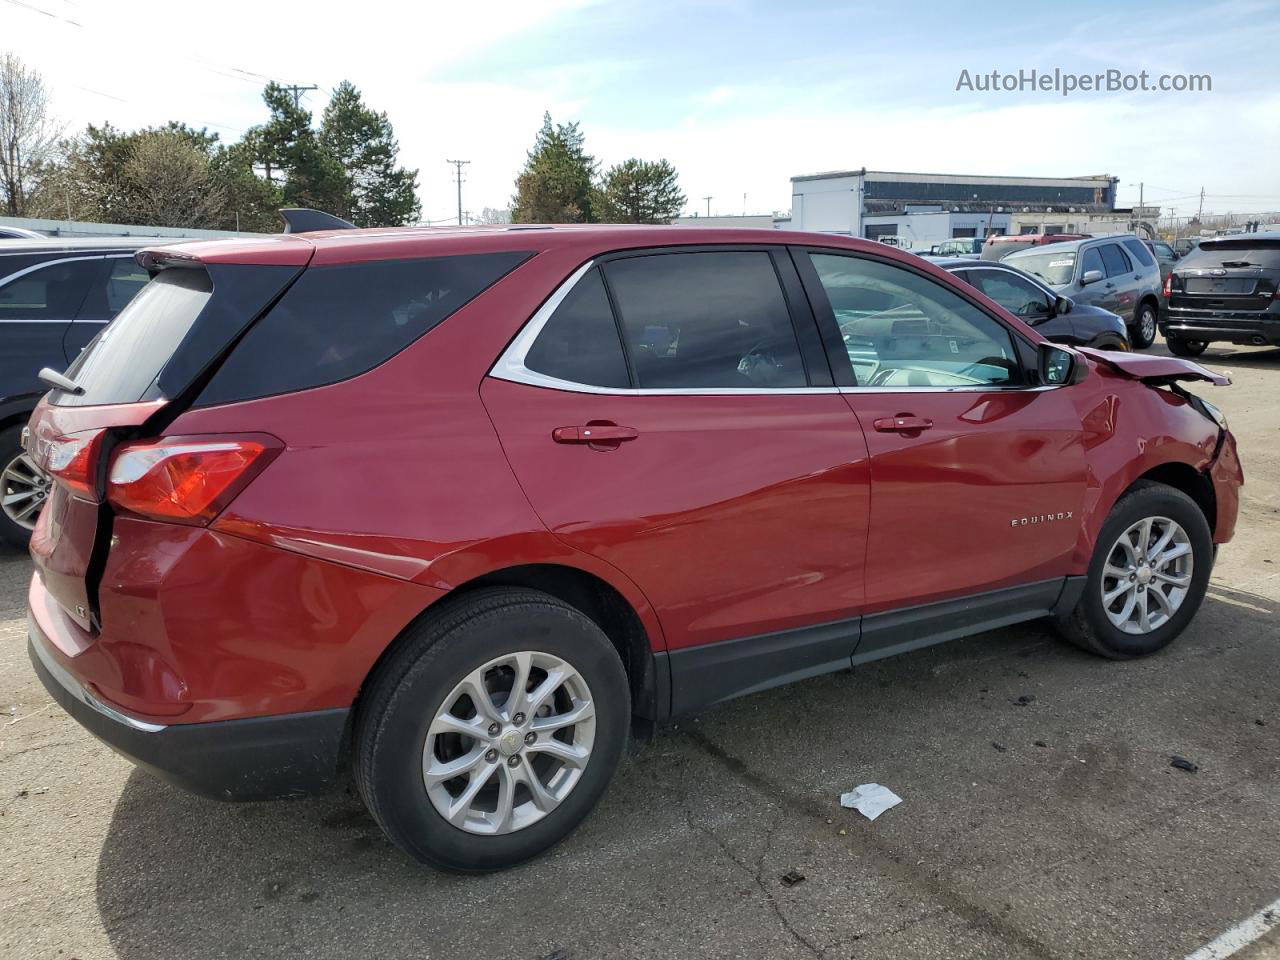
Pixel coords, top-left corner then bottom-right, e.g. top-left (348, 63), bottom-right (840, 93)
top-left (2, 340), bottom-right (1279, 960)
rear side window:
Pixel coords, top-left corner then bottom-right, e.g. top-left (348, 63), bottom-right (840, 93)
top-left (603, 252), bottom-right (806, 389)
top-left (524, 268), bottom-right (629, 388)
top-left (199, 252), bottom-right (529, 405)
top-left (1099, 244), bottom-right (1132, 278)
top-left (1122, 238), bottom-right (1156, 268)
top-left (0, 258), bottom-right (100, 321)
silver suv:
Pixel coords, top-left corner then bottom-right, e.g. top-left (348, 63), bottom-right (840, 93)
top-left (1004, 235), bottom-right (1164, 348)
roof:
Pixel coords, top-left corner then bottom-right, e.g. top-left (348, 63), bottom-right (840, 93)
top-left (137, 223), bottom-right (883, 268)
top-left (791, 169), bottom-right (1118, 186)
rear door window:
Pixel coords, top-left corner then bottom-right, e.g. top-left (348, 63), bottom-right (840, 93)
top-left (0, 257), bottom-right (100, 321)
top-left (602, 251), bottom-right (806, 389)
top-left (56, 268), bottom-right (213, 406)
top-left (1099, 243), bottom-right (1132, 278)
top-left (199, 252), bottom-right (530, 405)
top-left (1122, 238), bottom-right (1156, 268)
top-left (523, 268), bottom-right (629, 388)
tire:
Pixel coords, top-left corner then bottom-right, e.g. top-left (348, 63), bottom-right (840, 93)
top-left (1130, 301), bottom-right (1158, 349)
top-left (1167, 336), bottom-right (1208, 358)
top-left (0, 424), bottom-right (45, 549)
top-left (354, 587), bottom-right (630, 871)
top-left (1054, 480), bottom-right (1213, 659)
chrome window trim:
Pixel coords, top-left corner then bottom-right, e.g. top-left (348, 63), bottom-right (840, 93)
top-left (29, 617), bottom-right (167, 733)
top-left (488, 259), bottom-right (842, 397)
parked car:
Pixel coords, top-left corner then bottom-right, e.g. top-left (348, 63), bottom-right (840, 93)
top-left (929, 257), bottom-right (1130, 350)
top-left (0, 237), bottom-right (153, 546)
top-left (981, 232), bottom-right (1091, 261)
top-left (1149, 239), bottom-right (1180, 284)
top-left (1160, 232), bottom-right (1280, 356)
top-left (1174, 237), bottom-right (1202, 257)
top-left (0, 225), bottom-right (48, 240)
top-left (916, 238), bottom-right (985, 258)
top-left (26, 219), bottom-right (1241, 871)
top-left (1004, 235), bottom-right (1164, 349)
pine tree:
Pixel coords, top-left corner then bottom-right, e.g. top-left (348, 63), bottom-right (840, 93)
top-left (244, 82), bottom-right (345, 212)
top-left (319, 81), bottom-right (420, 227)
top-left (595, 158), bottom-right (686, 224)
top-left (511, 112), bottom-right (597, 223)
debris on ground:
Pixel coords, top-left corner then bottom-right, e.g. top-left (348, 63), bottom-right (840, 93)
top-left (1256, 719), bottom-right (1267, 727)
top-left (839, 783), bottom-right (903, 821)
top-left (837, 828), bottom-right (847, 836)
top-left (780, 869), bottom-right (806, 888)
top-left (1034, 740), bottom-right (1048, 748)
top-left (1013, 695), bottom-right (1036, 706)
top-left (1170, 755), bottom-right (1199, 773)
top-left (991, 741), bottom-right (1008, 752)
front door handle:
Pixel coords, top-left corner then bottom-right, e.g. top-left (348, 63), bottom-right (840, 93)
top-left (873, 415), bottom-right (933, 433)
top-left (552, 424), bottom-right (639, 444)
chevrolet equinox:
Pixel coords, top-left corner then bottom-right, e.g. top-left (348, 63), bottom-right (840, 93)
top-left (25, 217), bottom-right (1242, 871)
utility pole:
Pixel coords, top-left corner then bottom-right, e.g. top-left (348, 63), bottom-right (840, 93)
top-left (702, 195), bottom-right (713, 217)
top-left (447, 159), bottom-right (470, 226)
top-left (1196, 186), bottom-right (1205, 222)
top-left (282, 84), bottom-right (319, 108)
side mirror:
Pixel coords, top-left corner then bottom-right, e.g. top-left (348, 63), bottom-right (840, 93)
top-left (1081, 269), bottom-right (1104, 285)
top-left (1038, 343), bottom-right (1082, 386)
top-left (1052, 295), bottom-right (1073, 316)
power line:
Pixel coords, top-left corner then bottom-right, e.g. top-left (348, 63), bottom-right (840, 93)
top-left (447, 159), bottom-right (470, 226)
top-left (280, 84), bottom-right (319, 108)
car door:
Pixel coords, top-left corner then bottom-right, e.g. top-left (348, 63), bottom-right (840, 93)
top-left (0, 255), bottom-right (102, 403)
top-left (797, 248), bottom-right (1088, 657)
top-left (63, 254), bottom-right (149, 361)
top-left (1098, 242), bottom-right (1139, 319)
top-left (482, 247), bottom-right (872, 714)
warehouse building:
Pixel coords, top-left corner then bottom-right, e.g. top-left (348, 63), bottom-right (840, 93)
top-left (786, 169), bottom-right (1119, 247)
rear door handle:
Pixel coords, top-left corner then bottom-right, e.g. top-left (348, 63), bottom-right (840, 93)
top-left (873, 415), bottom-right (933, 433)
top-left (553, 425), bottom-right (639, 444)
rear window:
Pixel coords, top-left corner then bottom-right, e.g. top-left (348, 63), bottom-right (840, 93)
top-left (1180, 239), bottom-right (1280, 270)
top-left (198, 252), bottom-right (529, 406)
top-left (54, 268), bottom-right (213, 406)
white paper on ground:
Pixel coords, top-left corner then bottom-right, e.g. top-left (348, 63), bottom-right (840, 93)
top-left (839, 783), bottom-right (902, 821)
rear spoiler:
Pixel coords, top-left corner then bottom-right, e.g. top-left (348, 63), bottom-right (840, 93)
top-left (279, 208), bottom-right (356, 233)
top-left (1077, 347), bottom-right (1230, 386)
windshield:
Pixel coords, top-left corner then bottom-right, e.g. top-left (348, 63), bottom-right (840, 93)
top-left (1006, 250), bottom-right (1077, 285)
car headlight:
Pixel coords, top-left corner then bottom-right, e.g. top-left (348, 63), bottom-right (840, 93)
top-left (1199, 398), bottom-right (1228, 431)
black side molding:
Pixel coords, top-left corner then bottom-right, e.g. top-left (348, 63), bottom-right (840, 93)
top-left (279, 208), bottom-right (356, 234)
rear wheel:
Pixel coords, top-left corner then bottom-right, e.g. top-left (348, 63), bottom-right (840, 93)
top-left (1130, 302), bottom-right (1158, 349)
top-left (355, 588), bottom-right (630, 871)
top-left (1167, 336), bottom-right (1208, 357)
top-left (0, 425), bottom-right (46, 548)
top-left (1055, 481), bottom-right (1212, 659)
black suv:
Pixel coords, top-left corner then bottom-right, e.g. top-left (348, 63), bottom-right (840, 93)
top-left (1161, 233), bottom-right (1280, 356)
top-left (0, 238), bottom-right (152, 545)
top-left (928, 258), bottom-right (1130, 350)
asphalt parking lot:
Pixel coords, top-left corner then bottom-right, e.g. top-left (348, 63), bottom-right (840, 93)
top-left (2, 339), bottom-right (1277, 960)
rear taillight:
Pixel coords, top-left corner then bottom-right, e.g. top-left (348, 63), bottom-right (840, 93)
top-left (44, 430), bottom-right (106, 497)
top-left (106, 436), bottom-right (277, 525)
top-left (1163, 274), bottom-right (1173, 298)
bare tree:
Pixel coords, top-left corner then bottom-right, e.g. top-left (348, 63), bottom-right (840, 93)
top-left (116, 131), bottom-right (227, 228)
top-left (0, 53), bottom-right (60, 216)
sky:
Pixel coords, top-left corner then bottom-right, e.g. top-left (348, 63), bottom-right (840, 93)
top-left (4, 0), bottom-right (1278, 223)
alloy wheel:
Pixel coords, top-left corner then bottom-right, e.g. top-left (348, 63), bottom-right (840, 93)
top-left (1100, 516), bottom-right (1194, 635)
top-left (1, 451), bottom-right (49, 531)
top-left (1140, 307), bottom-right (1157, 344)
top-left (423, 650), bottom-right (596, 835)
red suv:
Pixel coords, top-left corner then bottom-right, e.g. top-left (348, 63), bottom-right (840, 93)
top-left (25, 221), bottom-right (1242, 871)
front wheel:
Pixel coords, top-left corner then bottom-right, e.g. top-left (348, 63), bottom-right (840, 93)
top-left (354, 588), bottom-right (630, 871)
top-left (1130, 302), bottom-right (1158, 349)
top-left (1055, 481), bottom-right (1213, 659)
top-left (1167, 336), bottom-right (1209, 357)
